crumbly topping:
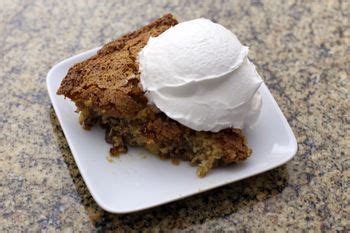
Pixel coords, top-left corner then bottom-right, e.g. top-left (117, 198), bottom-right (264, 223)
top-left (57, 14), bottom-right (178, 117)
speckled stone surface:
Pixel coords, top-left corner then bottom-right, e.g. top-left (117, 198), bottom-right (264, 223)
top-left (1, 0), bottom-right (349, 231)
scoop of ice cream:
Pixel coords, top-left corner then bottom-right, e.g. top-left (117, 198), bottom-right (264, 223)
top-left (138, 18), bottom-right (263, 132)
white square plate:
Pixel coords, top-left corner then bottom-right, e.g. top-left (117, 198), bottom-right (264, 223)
top-left (47, 47), bottom-right (297, 213)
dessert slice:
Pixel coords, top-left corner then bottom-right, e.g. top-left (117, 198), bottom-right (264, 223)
top-left (57, 14), bottom-right (252, 177)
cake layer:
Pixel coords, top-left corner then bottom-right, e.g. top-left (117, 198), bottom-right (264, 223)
top-left (80, 106), bottom-right (251, 177)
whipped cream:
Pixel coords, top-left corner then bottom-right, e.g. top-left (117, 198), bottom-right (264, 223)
top-left (138, 18), bottom-right (263, 132)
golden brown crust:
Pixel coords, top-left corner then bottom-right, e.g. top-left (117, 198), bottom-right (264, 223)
top-left (57, 14), bottom-right (178, 117)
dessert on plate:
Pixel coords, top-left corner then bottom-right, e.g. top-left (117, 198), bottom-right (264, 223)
top-left (57, 14), bottom-right (263, 177)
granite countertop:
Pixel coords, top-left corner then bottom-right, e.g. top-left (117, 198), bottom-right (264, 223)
top-left (1, 0), bottom-right (349, 231)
